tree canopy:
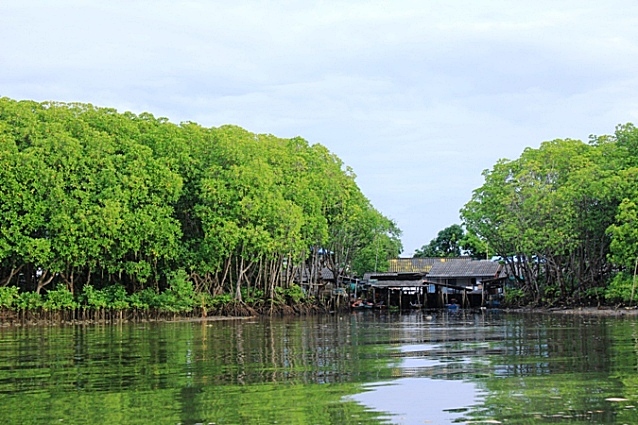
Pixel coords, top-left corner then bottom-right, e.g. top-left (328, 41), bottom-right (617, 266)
top-left (460, 125), bottom-right (638, 305)
top-left (0, 97), bottom-right (401, 312)
top-left (413, 224), bottom-right (487, 259)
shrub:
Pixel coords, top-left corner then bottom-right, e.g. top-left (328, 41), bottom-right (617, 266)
top-left (16, 291), bottom-right (43, 311)
top-left (80, 284), bottom-right (108, 310)
top-left (0, 286), bottom-right (19, 309)
top-left (105, 284), bottom-right (129, 310)
top-left (605, 272), bottom-right (636, 304)
top-left (43, 285), bottom-right (78, 311)
top-left (284, 284), bottom-right (305, 304)
top-left (503, 287), bottom-right (526, 306)
top-left (210, 293), bottom-right (233, 309)
top-left (127, 288), bottom-right (160, 310)
top-left (160, 269), bottom-right (195, 312)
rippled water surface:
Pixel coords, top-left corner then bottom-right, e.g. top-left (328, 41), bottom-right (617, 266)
top-left (1, 311), bottom-right (638, 424)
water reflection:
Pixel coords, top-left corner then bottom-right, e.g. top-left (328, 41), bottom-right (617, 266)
top-left (351, 378), bottom-right (482, 424)
top-left (0, 312), bottom-right (637, 424)
top-left (347, 311), bottom-right (638, 424)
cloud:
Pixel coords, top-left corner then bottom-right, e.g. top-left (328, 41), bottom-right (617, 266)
top-left (2, 0), bottom-right (638, 254)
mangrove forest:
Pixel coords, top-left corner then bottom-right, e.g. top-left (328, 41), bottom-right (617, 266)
top-left (461, 124), bottom-right (638, 307)
top-left (0, 97), bottom-right (402, 319)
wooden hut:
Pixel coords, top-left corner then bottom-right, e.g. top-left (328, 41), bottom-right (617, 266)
top-left (361, 272), bottom-right (427, 309)
top-left (426, 260), bottom-right (504, 308)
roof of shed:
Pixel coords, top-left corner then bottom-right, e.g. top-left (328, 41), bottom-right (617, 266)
top-left (363, 271), bottom-right (423, 281)
top-left (427, 260), bottom-right (502, 278)
top-left (369, 280), bottom-right (426, 288)
top-left (321, 267), bottom-right (334, 280)
top-left (388, 257), bottom-right (472, 273)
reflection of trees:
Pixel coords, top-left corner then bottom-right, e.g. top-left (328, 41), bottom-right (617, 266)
top-left (462, 315), bottom-right (638, 424)
top-left (0, 317), bottom-right (393, 424)
top-left (193, 316), bottom-right (392, 386)
top-left (11, 313), bottom-right (638, 424)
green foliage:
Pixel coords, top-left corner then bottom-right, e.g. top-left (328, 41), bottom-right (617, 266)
top-left (15, 291), bottom-right (43, 311)
top-left (43, 285), bottom-right (77, 311)
top-left (241, 288), bottom-right (264, 304)
top-left (459, 230), bottom-right (489, 259)
top-left (0, 96), bottom-right (401, 314)
top-left (604, 272), bottom-right (636, 304)
top-left (80, 284), bottom-right (108, 309)
top-left (105, 284), bottom-right (129, 310)
top-left (283, 284), bottom-right (305, 304)
top-left (503, 287), bottom-right (526, 306)
top-left (127, 288), bottom-right (161, 310)
top-left (414, 224), bottom-right (488, 259)
top-left (414, 224), bottom-right (465, 258)
top-left (0, 286), bottom-right (19, 309)
top-left (159, 269), bottom-right (195, 312)
top-left (210, 293), bottom-right (233, 309)
top-left (80, 283), bottom-right (131, 311)
top-left (461, 136), bottom-right (623, 305)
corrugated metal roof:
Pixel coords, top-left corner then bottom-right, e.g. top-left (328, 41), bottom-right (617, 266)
top-left (388, 257), bottom-right (472, 273)
top-left (321, 267), bottom-right (334, 280)
top-left (363, 272), bottom-right (423, 281)
top-left (427, 260), bottom-right (501, 278)
top-left (369, 280), bottom-right (426, 288)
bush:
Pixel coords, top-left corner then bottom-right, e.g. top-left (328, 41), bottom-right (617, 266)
top-left (242, 288), bottom-right (264, 304)
top-left (127, 288), bottom-right (160, 310)
top-left (503, 287), bottom-right (526, 306)
top-left (605, 272), bottom-right (636, 304)
top-left (16, 291), bottom-right (43, 311)
top-left (80, 284), bottom-right (130, 310)
top-left (105, 284), bottom-right (129, 310)
top-left (43, 285), bottom-right (78, 311)
top-left (284, 284), bottom-right (305, 304)
top-left (0, 286), bottom-right (19, 309)
top-left (80, 284), bottom-right (108, 310)
top-left (160, 269), bottom-right (195, 312)
top-left (194, 292), bottom-right (214, 312)
top-left (210, 293), bottom-right (233, 309)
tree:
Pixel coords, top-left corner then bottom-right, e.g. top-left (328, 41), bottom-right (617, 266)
top-left (0, 96), bottom-right (402, 313)
top-left (414, 224), bottom-right (465, 258)
top-left (461, 137), bottom-right (621, 305)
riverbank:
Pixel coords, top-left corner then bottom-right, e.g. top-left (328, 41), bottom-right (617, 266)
top-left (505, 306), bottom-right (638, 317)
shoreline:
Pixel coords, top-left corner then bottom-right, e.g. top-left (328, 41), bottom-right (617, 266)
top-left (3, 305), bottom-right (638, 327)
top-left (505, 306), bottom-right (638, 316)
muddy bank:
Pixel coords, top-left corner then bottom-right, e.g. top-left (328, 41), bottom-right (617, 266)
top-left (0, 301), bottom-right (332, 327)
top-left (505, 306), bottom-right (638, 317)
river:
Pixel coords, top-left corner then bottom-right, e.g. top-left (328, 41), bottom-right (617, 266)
top-left (1, 311), bottom-right (637, 424)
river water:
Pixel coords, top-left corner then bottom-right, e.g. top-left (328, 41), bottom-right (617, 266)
top-left (1, 311), bottom-right (637, 424)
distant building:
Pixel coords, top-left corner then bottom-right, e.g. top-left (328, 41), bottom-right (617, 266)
top-left (426, 259), bottom-right (503, 290)
top-left (361, 257), bottom-right (506, 309)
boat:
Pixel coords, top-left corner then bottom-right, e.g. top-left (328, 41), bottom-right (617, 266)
top-left (351, 299), bottom-right (374, 310)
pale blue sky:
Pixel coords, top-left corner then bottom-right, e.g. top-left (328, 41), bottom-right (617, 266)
top-left (2, 1), bottom-right (638, 255)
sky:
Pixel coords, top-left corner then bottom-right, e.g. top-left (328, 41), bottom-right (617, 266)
top-left (2, 1), bottom-right (638, 256)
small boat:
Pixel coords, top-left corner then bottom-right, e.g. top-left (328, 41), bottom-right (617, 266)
top-left (351, 299), bottom-right (374, 310)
